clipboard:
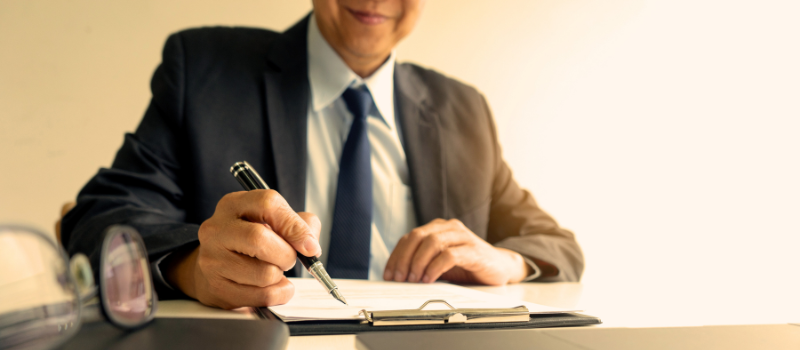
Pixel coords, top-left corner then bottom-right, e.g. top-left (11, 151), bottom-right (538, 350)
top-left (360, 299), bottom-right (531, 326)
top-left (256, 299), bottom-right (601, 336)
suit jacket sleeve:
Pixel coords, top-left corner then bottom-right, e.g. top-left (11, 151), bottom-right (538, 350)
top-left (480, 96), bottom-right (585, 282)
top-left (61, 33), bottom-right (197, 299)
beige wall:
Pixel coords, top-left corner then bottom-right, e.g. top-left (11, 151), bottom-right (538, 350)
top-left (2, 0), bottom-right (799, 324)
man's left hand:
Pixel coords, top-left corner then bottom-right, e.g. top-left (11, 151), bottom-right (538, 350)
top-left (383, 219), bottom-right (532, 285)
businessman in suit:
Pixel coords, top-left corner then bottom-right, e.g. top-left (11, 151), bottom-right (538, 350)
top-left (62, 0), bottom-right (584, 309)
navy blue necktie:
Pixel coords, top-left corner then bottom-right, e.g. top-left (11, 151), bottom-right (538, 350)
top-left (326, 87), bottom-right (373, 279)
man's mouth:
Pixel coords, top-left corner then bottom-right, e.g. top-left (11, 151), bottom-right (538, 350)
top-left (347, 8), bottom-right (387, 25)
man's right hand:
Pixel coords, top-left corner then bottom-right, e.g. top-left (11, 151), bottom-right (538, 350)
top-left (163, 190), bottom-right (321, 309)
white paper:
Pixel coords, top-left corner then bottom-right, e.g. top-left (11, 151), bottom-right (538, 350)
top-left (268, 278), bottom-right (578, 322)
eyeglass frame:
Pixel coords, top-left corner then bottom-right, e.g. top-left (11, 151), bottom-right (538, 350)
top-left (0, 224), bottom-right (158, 349)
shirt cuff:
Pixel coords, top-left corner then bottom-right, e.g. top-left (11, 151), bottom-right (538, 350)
top-left (150, 252), bottom-right (176, 291)
top-left (520, 256), bottom-right (542, 282)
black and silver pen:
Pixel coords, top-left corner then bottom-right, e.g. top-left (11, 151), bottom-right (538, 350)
top-left (230, 161), bottom-right (348, 305)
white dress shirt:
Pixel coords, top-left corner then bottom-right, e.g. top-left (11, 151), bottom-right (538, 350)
top-left (303, 15), bottom-right (418, 281)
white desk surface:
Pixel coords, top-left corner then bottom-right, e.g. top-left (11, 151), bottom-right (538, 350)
top-left (155, 282), bottom-right (800, 350)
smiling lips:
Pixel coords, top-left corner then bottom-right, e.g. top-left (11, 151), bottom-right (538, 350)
top-left (348, 9), bottom-right (387, 25)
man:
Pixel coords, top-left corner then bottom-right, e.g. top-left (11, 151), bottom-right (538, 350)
top-left (62, 0), bottom-right (583, 310)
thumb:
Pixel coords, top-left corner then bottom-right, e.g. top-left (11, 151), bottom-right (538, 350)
top-left (240, 190), bottom-right (321, 257)
top-left (297, 212), bottom-right (322, 242)
top-left (274, 209), bottom-right (321, 257)
top-left (296, 212), bottom-right (322, 257)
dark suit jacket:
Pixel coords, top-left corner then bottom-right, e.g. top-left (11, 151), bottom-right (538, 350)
top-left (62, 16), bottom-right (584, 299)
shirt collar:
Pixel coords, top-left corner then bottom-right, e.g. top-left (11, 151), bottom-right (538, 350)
top-left (307, 14), bottom-right (397, 130)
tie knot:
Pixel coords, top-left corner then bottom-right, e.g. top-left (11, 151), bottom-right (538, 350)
top-left (342, 87), bottom-right (373, 122)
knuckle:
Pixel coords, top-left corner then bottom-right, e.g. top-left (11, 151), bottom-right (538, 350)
top-left (267, 266), bottom-right (284, 285)
top-left (449, 218), bottom-right (465, 228)
top-left (428, 233), bottom-right (445, 245)
top-left (244, 225), bottom-right (266, 249)
top-left (198, 220), bottom-right (217, 242)
top-left (217, 193), bottom-right (234, 209)
top-left (261, 189), bottom-right (282, 209)
top-left (254, 266), bottom-right (276, 288)
top-left (425, 235), bottom-right (447, 252)
top-left (264, 282), bottom-right (293, 306)
top-left (442, 248), bottom-right (457, 261)
top-left (409, 229), bottom-right (424, 240)
top-left (397, 235), bottom-right (409, 244)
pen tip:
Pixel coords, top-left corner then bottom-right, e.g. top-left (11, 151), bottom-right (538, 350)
top-left (331, 289), bottom-right (348, 306)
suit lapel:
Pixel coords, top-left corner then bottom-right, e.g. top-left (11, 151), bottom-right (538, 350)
top-left (264, 16), bottom-right (311, 213)
top-left (395, 65), bottom-right (447, 224)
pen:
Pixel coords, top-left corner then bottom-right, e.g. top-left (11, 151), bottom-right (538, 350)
top-left (230, 161), bottom-right (348, 306)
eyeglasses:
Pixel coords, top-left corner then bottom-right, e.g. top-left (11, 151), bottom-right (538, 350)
top-left (0, 225), bottom-right (158, 349)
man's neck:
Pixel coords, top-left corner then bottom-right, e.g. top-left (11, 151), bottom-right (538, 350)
top-left (333, 48), bottom-right (389, 78)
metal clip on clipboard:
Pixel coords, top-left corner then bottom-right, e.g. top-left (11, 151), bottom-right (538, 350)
top-left (358, 300), bottom-right (530, 326)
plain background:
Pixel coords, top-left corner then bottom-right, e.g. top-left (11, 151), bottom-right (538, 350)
top-left (1, 0), bottom-right (798, 326)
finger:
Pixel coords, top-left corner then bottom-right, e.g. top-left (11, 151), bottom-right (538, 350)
top-left (225, 190), bottom-right (321, 257)
top-left (422, 246), bottom-right (471, 283)
top-left (211, 276), bottom-right (295, 309)
top-left (385, 219), bottom-right (453, 282)
top-left (221, 220), bottom-right (297, 271)
top-left (219, 251), bottom-right (285, 288)
top-left (408, 230), bottom-right (473, 282)
top-left (384, 231), bottom-right (425, 282)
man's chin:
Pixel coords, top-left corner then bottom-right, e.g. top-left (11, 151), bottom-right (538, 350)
top-left (343, 41), bottom-right (393, 60)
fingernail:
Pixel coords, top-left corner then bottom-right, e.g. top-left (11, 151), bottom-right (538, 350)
top-left (408, 273), bottom-right (417, 282)
top-left (422, 274), bottom-right (431, 283)
top-left (303, 237), bottom-right (320, 256)
top-left (384, 270), bottom-right (392, 281)
top-left (394, 271), bottom-right (404, 282)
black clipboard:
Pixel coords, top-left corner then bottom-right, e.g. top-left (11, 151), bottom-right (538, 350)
top-left (255, 299), bottom-right (601, 336)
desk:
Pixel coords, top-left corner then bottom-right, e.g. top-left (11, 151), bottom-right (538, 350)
top-left (154, 282), bottom-right (800, 350)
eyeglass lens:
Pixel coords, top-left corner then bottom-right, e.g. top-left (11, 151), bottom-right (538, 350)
top-left (102, 230), bottom-right (154, 326)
